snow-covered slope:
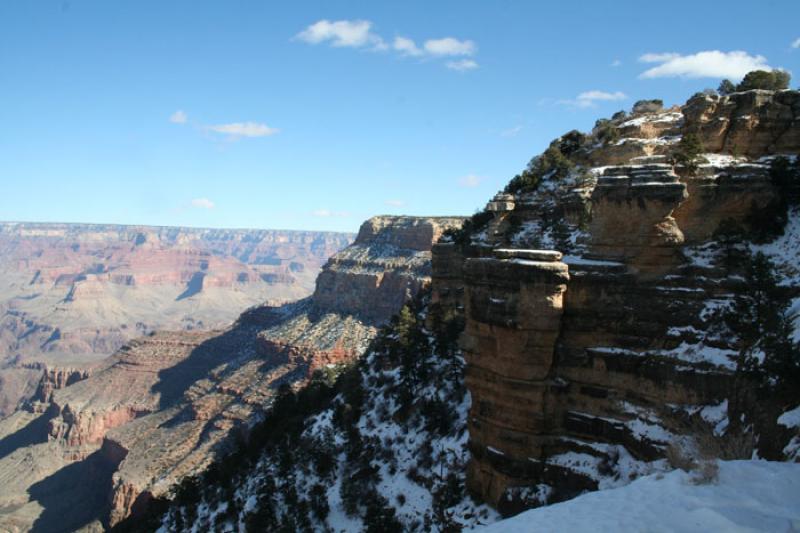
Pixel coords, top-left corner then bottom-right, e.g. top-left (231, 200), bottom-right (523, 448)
top-left (151, 293), bottom-right (499, 532)
top-left (480, 460), bottom-right (800, 533)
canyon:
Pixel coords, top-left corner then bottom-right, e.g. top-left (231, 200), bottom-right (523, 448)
top-left (124, 87), bottom-right (799, 532)
top-left (0, 223), bottom-right (353, 417)
top-left (0, 216), bottom-right (461, 532)
top-left (1, 89), bottom-right (798, 533)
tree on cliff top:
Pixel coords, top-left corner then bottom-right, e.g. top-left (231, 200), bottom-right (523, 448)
top-left (504, 143), bottom-right (575, 194)
top-left (737, 70), bottom-right (791, 92)
top-left (718, 70), bottom-right (791, 94)
top-left (718, 79), bottom-right (736, 95)
top-left (670, 133), bottom-right (705, 175)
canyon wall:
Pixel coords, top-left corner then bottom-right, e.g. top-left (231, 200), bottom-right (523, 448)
top-left (432, 89), bottom-right (800, 514)
top-left (313, 216), bottom-right (464, 322)
top-left (0, 215), bottom-right (461, 531)
top-left (0, 222), bottom-right (353, 416)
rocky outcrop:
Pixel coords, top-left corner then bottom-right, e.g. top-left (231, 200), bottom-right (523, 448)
top-left (31, 365), bottom-right (91, 404)
top-left (0, 215), bottom-right (455, 531)
top-left (462, 250), bottom-right (570, 505)
top-left (683, 90), bottom-right (800, 156)
top-left (588, 163), bottom-right (688, 277)
top-left (312, 216), bottom-right (464, 323)
top-left (673, 161), bottom-right (776, 243)
top-left (435, 89), bottom-right (800, 514)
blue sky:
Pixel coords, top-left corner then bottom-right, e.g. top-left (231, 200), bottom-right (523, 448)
top-left (1, 0), bottom-right (798, 232)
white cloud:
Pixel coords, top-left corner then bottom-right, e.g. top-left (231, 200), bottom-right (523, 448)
top-left (295, 21), bottom-right (477, 71)
top-left (446, 59), bottom-right (479, 71)
top-left (458, 174), bottom-right (483, 188)
top-left (559, 90), bottom-right (627, 108)
top-left (295, 19), bottom-right (384, 49)
top-left (792, 38), bottom-right (800, 49)
top-left (190, 198), bottom-right (214, 209)
top-left (638, 50), bottom-right (771, 80)
top-left (611, 59), bottom-right (622, 67)
top-left (500, 125), bottom-right (523, 137)
top-left (207, 122), bottom-right (279, 138)
top-left (578, 90), bottom-right (627, 102)
top-left (311, 209), bottom-right (350, 218)
top-left (393, 36), bottom-right (423, 56)
top-left (384, 199), bottom-right (406, 207)
top-left (639, 52), bottom-right (681, 63)
top-left (424, 37), bottom-right (476, 56)
top-left (169, 110), bottom-right (187, 124)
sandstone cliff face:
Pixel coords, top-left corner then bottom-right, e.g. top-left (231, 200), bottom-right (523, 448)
top-left (683, 90), bottom-right (800, 156)
top-left (31, 365), bottom-right (91, 404)
top-left (0, 216), bottom-right (459, 531)
top-left (312, 216), bottom-right (464, 322)
top-left (588, 162), bottom-right (688, 277)
top-left (432, 89), bottom-right (800, 514)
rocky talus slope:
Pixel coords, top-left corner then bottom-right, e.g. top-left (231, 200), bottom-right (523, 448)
top-left (0, 216), bottom-right (460, 532)
top-left (431, 89), bottom-right (800, 513)
top-left (0, 222), bottom-right (353, 417)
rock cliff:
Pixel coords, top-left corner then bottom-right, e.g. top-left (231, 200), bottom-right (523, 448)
top-left (102, 89), bottom-right (799, 533)
top-left (30, 364), bottom-right (91, 405)
top-left (312, 216), bottom-right (463, 322)
top-left (0, 216), bottom-right (460, 531)
top-left (431, 89), bottom-right (800, 514)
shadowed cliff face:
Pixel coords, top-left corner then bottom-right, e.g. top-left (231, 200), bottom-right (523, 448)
top-left (0, 215), bottom-right (462, 531)
top-left (432, 89), bottom-right (800, 514)
top-left (0, 223), bottom-right (354, 416)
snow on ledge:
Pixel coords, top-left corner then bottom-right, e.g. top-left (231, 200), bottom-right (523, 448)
top-left (477, 460), bottom-right (800, 533)
top-left (562, 255), bottom-right (624, 267)
top-left (778, 405), bottom-right (800, 429)
top-left (619, 112), bottom-right (683, 128)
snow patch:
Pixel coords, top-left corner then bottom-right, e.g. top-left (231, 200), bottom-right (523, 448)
top-left (778, 405), bottom-right (800, 429)
top-left (479, 460), bottom-right (800, 533)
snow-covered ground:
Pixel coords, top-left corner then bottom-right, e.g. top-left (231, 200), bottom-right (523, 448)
top-left (156, 299), bottom-right (500, 532)
top-left (752, 207), bottom-right (800, 344)
top-left (479, 460), bottom-right (800, 533)
top-left (752, 207), bottom-right (800, 287)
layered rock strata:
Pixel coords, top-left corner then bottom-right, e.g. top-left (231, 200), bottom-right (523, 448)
top-left (0, 215), bottom-right (460, 531)
top-left (0, 222), bottom-right (354, 417)
top-left (462, 250), bottom-right (570, 504)
top-left (312, 216), bottom-right (464, 322)
top-left (31, 365), bottom-right (91, 404)
top-left (434, 89), bottom-right (800, 514)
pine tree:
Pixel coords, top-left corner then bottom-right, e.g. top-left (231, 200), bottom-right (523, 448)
top-left (670, 133), bottom-right (705, 175)
top-left (718, 79), bottom-right (736, 95)
top-left (737, 69), bottom-right (791, 91)
top-left (713, 218), bottom-right (747, 270)
top-left (770, 156), bottom-right (800, 206)
top-left (363, 493), bottom-right (403, 533)
top-left (723, 252), bottom-right (800, 393)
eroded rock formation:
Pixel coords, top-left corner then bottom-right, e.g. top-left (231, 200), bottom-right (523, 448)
top-left (31, 365), bottom-right (91, 404)
top-left (0, 215), bottom-right (461, 531)
top-left (431, 88), bottom-right (800, 514)
top-left (312, 216), bottom-right (463, 322)
top-left (0, 222), bottom-right (354, 417)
